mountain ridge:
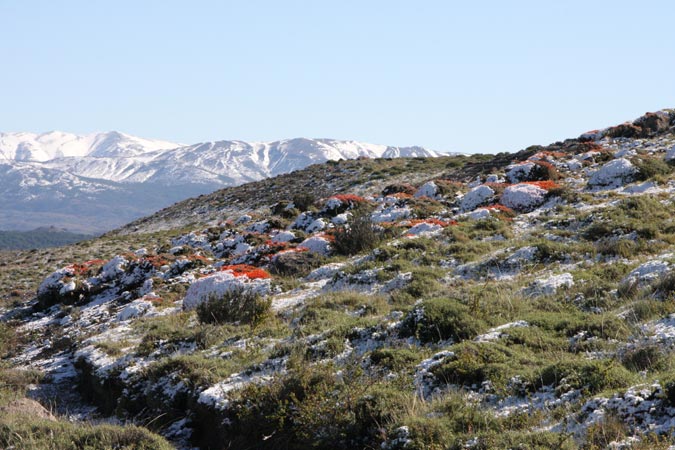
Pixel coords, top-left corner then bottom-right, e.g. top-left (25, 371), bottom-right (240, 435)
top-left (0, 134), bottom-right (445, 232)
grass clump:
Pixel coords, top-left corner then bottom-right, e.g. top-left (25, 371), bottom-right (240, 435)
top-left (0, 417), bottom-right (173, 450)
top-left (534, 359), bottom-right (635, 395)
top-left (430, 341), bottom-right (538, 392)
top-left (196, 288), bottom-right (271, 328)
top-left (400, 297), bottom-right (487, 343)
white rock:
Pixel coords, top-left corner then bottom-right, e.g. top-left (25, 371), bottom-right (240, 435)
top-left (485, 174), bottom-right (505, 183)
top-left (306, 218), bottom-right (327, 233)
top-left (615, 148), bottom-right (637, 158)
top-left (298, 236), bottom-right (332, 255)
top-left (566, 159), bottom-right (583, 171)
top-left (117, 300), bottom-right (154, 321)
top-left (324, 197), bottom-right (343, 211)
top-left (588, 158), bottom-right (637, 188)
top-left (414, 181), bottom-right (439, 199)
top-left (183, 271), bottom-right (271, 310)
top-left (406, 222), bottom-right (443, 236)
top-left (246, 221), bottom-right (269, 234)
top-left (371, 206), bottom-right (411, 223)
top-left (527, 273), bottom-right (574, 296)
top-left (666, 146), bottom-right (675, 162)
top-left (234, 214), bottom-right (252, 224)
top-left (332, 213), bottom-right (350, 225)
top-left (305, 263), bottom-right (345, 281)
top-left (500, 184), bottom-right (548, 211)
top-left (476, 321), bottom-right (530, 342)
top-left (463, 208), bottom-right (492, 220)
top-left (506, 162), bottom-right (535, 183)
top-left (271, 230), bottom-right (295, 243)
top-left (622, 260), bottom-right (670, 285)
top-left (291, 212), bottom-right (315, 230)
top-left (460, 185), bottom-right (495, 211)
top-left (503, 246), bottom-right (538, 267)
top-left (100, 256), bottom-right (127, 281)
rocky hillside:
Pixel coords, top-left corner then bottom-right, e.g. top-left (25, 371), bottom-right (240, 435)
top-left (3, 110), bottom-right (675, 449)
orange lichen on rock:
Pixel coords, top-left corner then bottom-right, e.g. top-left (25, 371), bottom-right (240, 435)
top-left (219, 264), bottom-right (271, 279)
top-left (522, 180), bottom-right (560, 190)
top-left (66, 259), bottom-right (105, 276)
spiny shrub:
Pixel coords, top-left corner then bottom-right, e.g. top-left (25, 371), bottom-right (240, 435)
top-left (292, 193), bottom-right (317, 211)
top-left (332, 208), bottom-right (382, 255)
top-left (196, 288), bottom-right (271, 327)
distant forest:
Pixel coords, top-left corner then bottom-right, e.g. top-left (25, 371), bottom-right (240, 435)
top-left (0, 227), bottom-right (93, 250)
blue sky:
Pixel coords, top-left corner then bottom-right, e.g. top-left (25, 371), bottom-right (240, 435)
top-left (1, 1), bottom-right (674, 153)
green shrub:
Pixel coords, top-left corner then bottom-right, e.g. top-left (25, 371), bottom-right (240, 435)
top-left (370, 347), bottom-right (422, 371)
top-left (197, 288), bottom-right (271, 327)
top-left (269, 250), bottom-right (325, 276)
top-left (400, 298), bottom-right (486, 343)
top-left (634, 156), bottom-right (673, 181)
top-left (621, 344), bottom-right (668, 372)
top-left (332, 208), bottom-right (383, 255)
top-left (0, 419), bottom-right (172, 450)
top-left (292, 192), bottom-right (317, 211)
top-left (533, 359), bottom-right (634, 394)
top-left (431, 342), bottom-right (537, 392)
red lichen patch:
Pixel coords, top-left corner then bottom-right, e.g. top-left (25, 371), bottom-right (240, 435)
top-left (277, 247), bottom-right (309, 255)
top-left (328, 194), bottom-right (368, 205)
top-left (146, 295), bottom-right (166, 306)
top-left (142, 254), bottom-right (173, 269)
top-left (219, 264), bottom-right (271, 279)
top-left (66, 259), bottom-right (106, 277)
top-left (480, 204), bottom-right (517, 221)
top-left (389, 192), bottom-right (413, 199)
top-left (188, 254), bottom-right (211, 263)
top-left (483, 182), bottom-right (511, 195)
top-left (405, 218), bottom-right (457, 228)
top-left (529, 151), bottom-right (566, 161)
top-left (316, 232), bottom-right (337, 243)
top-left (264, 240), bottom-right (290, 249)
top-left (522, 180), bottom-right (561, 191)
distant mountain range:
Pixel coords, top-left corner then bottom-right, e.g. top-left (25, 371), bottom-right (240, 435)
top-left (0, 226), bottom-right (93, 250)
top-left (0, 131), bottom-right (443, 233)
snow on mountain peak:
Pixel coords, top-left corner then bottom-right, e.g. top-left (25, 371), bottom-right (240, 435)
top-left (0, 131), bottom-right (180, 162)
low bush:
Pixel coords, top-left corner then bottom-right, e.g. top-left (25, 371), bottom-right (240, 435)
top-left (400, 297), bottom-right (486, 343)
top-left (332, 208), bottom-right (383, 255)
top-left (196, 288), bottom-right (271, 327)
top-left (533, 359), bottom-right (635, 394)
top-left (0, 418), bottom-right (172, 450)
top-left (621, 343), bottom-right (669, 372)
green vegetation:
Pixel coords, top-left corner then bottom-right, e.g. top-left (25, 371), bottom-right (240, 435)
top-left (196, 288), bottom-right (272, 327)
top-left (0, 227), bottom-right (93, 250)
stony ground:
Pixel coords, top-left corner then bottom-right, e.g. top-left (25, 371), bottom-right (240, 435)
top-left (3, 110), bottom-right (675, 449)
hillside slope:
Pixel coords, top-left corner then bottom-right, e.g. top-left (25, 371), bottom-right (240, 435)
top-left (3, 110), bottom-right (675, 449)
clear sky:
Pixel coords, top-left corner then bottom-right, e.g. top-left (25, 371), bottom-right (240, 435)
top-left (1, 1), bottom-right (674, 153)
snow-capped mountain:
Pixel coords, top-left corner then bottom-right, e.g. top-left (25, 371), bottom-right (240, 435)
top-left (0, 132), bottom-right (443, 233)
top-left (0, 131), bottom-right (180, 162)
